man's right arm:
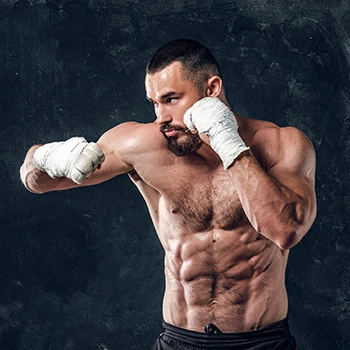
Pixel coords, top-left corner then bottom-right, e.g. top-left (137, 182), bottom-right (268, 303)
top-left (20, 122), bottom-right (138, 194)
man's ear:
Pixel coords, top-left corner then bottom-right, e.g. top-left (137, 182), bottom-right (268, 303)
top-left (206, 76), bottom-right (223, 97)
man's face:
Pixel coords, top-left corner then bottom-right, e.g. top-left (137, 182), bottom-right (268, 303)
top-left (145, 62), bottom-right (204, 156)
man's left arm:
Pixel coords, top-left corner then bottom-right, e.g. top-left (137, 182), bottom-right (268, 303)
top-left (184, 97), bottom-right (316, 250)
top-left (226, 127), bottom-right (317, 250)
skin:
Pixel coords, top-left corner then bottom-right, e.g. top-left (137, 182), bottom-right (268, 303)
top-left (20, 61), bottom-right (317, 334)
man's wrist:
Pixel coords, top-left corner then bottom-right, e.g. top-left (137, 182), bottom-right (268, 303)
top-left (225, 149), bottom-right (252, 170)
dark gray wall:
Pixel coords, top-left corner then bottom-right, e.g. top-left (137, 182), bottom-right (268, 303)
top-left (1, 0), bottom-right (350, 349)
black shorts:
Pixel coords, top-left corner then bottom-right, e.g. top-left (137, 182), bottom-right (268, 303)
top-left (153, 318), bottom-right (297, 350)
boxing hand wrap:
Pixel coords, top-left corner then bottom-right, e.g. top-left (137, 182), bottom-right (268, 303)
top-left (184, 97), bottom-right (249, 169)
top-left (33, 137), bottom-right (105, 184)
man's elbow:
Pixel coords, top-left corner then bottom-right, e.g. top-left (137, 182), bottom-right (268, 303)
top-left (276, 229), bottom-right (300, 251)
top-left (276, 211), bottom-right (316, 250)
top-left (277, 200), bottom-right (317, 250)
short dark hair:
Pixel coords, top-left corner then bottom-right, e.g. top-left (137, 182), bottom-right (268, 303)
top-left (146, 39), bottom-right (221, 92)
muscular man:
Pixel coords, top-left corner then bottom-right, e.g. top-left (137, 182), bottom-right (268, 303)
top-left (20, 39), bottom-right (316, 350)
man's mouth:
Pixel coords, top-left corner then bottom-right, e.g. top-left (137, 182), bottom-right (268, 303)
top-left (160, 125), bottom-right (185, 138)
top-left (164, 129), bottom-right (178, 138)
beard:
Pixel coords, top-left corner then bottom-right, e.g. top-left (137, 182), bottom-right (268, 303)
top-left (160, 124), bottom-right (203, 156)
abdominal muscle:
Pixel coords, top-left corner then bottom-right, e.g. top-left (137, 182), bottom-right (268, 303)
top-left (129, 147), bottom-right (290, 334)
top-left (161, 225), bottom-right (289, 333)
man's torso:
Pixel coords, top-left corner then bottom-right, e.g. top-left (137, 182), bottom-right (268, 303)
top-left (125, 117), bottom-right (289, 333)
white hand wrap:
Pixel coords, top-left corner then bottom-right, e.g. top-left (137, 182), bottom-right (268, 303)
top-left (184, 97), bottom-right (249, 169)
top-left (33, 137), bottom-right (105, 184)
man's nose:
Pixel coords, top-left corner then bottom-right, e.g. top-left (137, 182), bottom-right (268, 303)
top-left (156, 105), bottom-right (172, 125)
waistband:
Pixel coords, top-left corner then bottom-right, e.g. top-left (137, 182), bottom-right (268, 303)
top-left (162, 317), bottom-right (294, 347)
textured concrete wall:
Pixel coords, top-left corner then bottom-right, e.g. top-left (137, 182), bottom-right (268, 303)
top-left (1, 0), bottom-right (350, 349)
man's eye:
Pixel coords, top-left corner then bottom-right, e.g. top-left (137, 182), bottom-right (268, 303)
top-left (167, 98), bottom-right (177, 104)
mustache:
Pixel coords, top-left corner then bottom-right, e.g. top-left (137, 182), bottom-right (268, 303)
top-left (159, 124), bottom-right (191, 133)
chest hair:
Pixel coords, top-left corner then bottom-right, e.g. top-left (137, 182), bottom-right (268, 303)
top-left (162, 171), bottom-right (248, 232)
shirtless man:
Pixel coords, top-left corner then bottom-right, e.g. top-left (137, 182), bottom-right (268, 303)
top-left (20, 39), bottom-right (317, 349)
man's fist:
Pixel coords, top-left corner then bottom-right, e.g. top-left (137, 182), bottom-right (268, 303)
top-left (33, 137), bottom-right (105, 184)
top-left (184, 97), bottom-right (249, 169)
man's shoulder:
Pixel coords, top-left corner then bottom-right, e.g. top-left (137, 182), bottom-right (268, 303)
top-left (239, 116), bottom-right (314, 170)
top-left (104, 121), bottom-right (166, 150)
top-left (240, 117), bottom-right (311, 149)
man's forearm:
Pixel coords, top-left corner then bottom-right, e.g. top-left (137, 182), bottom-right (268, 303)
top-left (20, 135), bottom-right (108, 193)
top-left (227, 151), bottom-right (311, 250)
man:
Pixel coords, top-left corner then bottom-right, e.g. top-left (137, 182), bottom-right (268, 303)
top-left (20, 39), bottom-right (316, 349)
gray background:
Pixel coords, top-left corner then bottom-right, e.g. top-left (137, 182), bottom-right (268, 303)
top-left (1, 0), bottom-right (350, 349)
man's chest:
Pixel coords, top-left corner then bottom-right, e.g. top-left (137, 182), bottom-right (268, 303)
top-left (136, 163), bottom-right (250, 233)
